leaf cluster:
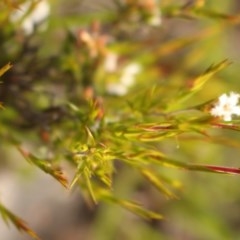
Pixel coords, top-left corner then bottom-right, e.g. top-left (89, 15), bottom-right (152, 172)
top-left (1, 0), bottom-right (240, 238)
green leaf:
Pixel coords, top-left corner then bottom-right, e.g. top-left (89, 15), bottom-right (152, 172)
top-left (140, 169), bottom-right (178, 199)
top-left (0, 203), bottom-right (40, 240)
top-left (156, 35), bottom-right (202, 57)
top-left (84, 169), bottom-right (97, 204)
top-left (167, 59), bottom-right (231, 111)
top-left (69, 165), bottom-right (84, 189)
top-left (193, 7), bottom-right (240, 22)
top-left (85, 126), bottom-right (96, 145)
top-left (0, 63), bottom-right (12, 77)
top-left (17, 146), bottom-right (69, 189)
top-left (211, 122), bottom-right (240, 131)
top-left (139, 151), bottom-right (240, 175)
top-left (98, 190), bottom-right (163, 220)
top-left (191, 59), bottom-right (231, 92)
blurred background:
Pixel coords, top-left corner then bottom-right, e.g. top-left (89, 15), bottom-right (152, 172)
top-left (1, 0), bottom-right (240, 239)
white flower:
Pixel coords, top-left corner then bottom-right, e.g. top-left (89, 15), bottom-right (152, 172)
top-left (120, 63), bottom-right (142, 87)
top-left (106, 83), bottom-right (128, 96)
top-left (122, 63), bottom-right (142, 76)
top-left (104, 52), bottom-right (118, 73)
top-left (10, 0), bottom-right (50, 35)
top-left (106, 62), bottom-right (142, 96)
top-left (210, 92), bottom-right (240, 121)
top-left (148, 7), bottom-right (162, 27)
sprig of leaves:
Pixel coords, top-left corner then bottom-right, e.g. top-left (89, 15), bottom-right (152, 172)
top-left (17, 146), bottom-right (69, 189)
top-left (0, 202), bottom-right (40, 240)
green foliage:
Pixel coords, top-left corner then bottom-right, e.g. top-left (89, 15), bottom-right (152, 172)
top-left (0, 202), bottom-right (39, 240)
top-left (0, 63), bottom-right (12, 77)
top-left (1, 0), bottom-right (240, 239)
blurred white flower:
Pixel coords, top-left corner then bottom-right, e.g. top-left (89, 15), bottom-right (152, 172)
top-left (122, 63), bottom-right (142, 76)
top-left (104, 52), bottom-right (118, 73)
top-left (148, 7), bottom-right (162, 26)
top-left (210, 92), bottom-right (240, 121)
top-left (106, 62), bottom-right (142, 96)
top-left (120, 63), bottom-right (142, 87)
top-left (10, 0), bottom-right (50, 35)
top-left (106, 83), bottom-right (128, 96)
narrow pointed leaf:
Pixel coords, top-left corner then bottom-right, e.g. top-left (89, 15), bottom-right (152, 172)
top-left (84, 170), bottom-right (97, 204)
top-left (168, 60), bottom-right (231, 110)
top-left (70, 161), bottom-right (86, 189)
top-left (0, 203), bottom-right (40, 240)
top-left (191, 59), bottom-right (231, 92)
top-left (140, 169), bottom-right (178, 199)
top-left (144, 152), bottom-right (240, 175)
top-left (199, 165), bottom-right (240, 174)
top-left (17, 147), bottom-right (68, 188)
top-left (85, 126), bottom-right (95, 145)
top-left (193, 8), bottom-right (240, 22)
top-left (99, 191), bottom-right (163, 220)
top-left (0, 63), bottom-right (12, 77)
top-left (211, 123), bottom-right (240, 131)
